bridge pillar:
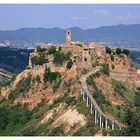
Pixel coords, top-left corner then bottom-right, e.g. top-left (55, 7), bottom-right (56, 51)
top-left (96, 114), bottom-right (99, 124)
top-left (95, 109), bottom-right (97, 124)
top-left (112, 123), bottom-right (115, 130)
top-left (119, 126), bottom-right (121, 130)
top-left (90, 103), bottom-right (93, 114)
top-left (82, 92), bottom-right (85, 101)
top-left (99, 115), bottom-right (102, 128)
top-left (105, 118), bottom-right (108, 129)
top-left (101, 121), bottom-right (104, 128)
top-left (86, 96), bottom-right (89, 107)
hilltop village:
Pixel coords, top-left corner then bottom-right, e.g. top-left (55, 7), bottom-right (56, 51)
top-left (0, 30), bottom-right (140, 136)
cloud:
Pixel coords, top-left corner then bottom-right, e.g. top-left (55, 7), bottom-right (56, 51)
top-left (70, 16), bottom-right (89, 20)
top-left (93, 9), bottom-right (109, 17)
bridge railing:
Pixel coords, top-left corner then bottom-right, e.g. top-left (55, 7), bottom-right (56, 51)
top-left (80, 68), bottom-right (126, 130)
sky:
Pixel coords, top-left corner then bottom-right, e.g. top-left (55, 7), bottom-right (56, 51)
top-left (0, 4), bottom-right (140, 30)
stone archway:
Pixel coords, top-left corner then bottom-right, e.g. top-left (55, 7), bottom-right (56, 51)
top-left (84, 57), bottom-right (87, 61)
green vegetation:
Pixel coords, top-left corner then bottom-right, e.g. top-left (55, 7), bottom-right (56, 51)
top-left (35, 75), bottom-right (41, 83)
top-left (0, 105), bottom-right (32, 136)
top-left (86, 74), bottom-right (126, 121)
top-left (106, 47), bottom-right (112, 54)
top-left (134, 87), bottom-right (140, 106)
top-left (86, 72), bottom-right (101, 86)
top-left (53, 51), bottom-right (70, 65)
top-left (0, 79), bottom-right (12, 87)
top-left (73, 97), bottom-right (98, 136)
top-left (44, 67), bottom-right (62, 93)
top-left (75, 43), bottom-right (83, 47)
top-left (122, 107), bottom-right (140, 136)
top-left (47, 46), bottom-right (57, 55)
top-left (111, 107), bottom-right (140, 136)
top-left (81, 68), bottom-right (90, 74)
top-left (52, 77), bottom-right (62, 93)
top-left (44, 67), bottom-right (61, 83)
top-left (112, 79), bottom-right (134, 103)
top-left (66, 60), bottom-right (73, 69)
top-left (65, 96), bottom-right (76, 106)
top-left (0, 47), bottom-right (31, 73)
top-left (36, 46), bottom-right (47, 53)
top-left (49, 125), bottom-right (64, 136)
top-left (0, 76), bottom-right (15, 88)
top-left (64, 80), bottom-right (72, 94)
top-left (8, 74), bottom-right (32, 99)
top-left (101, 64), bottom-right (110, 75)
top-left (116, 48), bottom-right (129, 56)
top-left (31, 53), bottom-right (48, 66)
top-left (122, 49), bottom-right (129, 56)
top-left (116, 48), bottom-right (122, 55)
top-left (92, 63), bottom-right (110, 76)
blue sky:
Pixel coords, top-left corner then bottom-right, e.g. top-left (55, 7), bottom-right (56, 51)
top-left (0, 4), bottom-right (140, 30)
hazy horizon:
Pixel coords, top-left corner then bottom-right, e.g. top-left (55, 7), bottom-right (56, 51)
top-left (0, 4), bottom-right (140, 30)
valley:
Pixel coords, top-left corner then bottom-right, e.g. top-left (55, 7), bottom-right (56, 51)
top-left (0, 29), bottom-right (140, 136)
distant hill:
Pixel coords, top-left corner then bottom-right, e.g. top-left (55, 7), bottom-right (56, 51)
top-left (0, 24), bottom-right (140, 48)
top-left (0, 47), bottom-right (32, 73)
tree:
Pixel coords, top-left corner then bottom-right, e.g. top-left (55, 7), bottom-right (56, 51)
top-left (31, 53), bottom-right (48, 66)
top-left (122, 49), bottom-right (129, 56)
top-left (116, 48), bottom-right (122, 55)
top-left (106, 47), bottom-right (112, 54)
top-left (47, 46), bottom-right (56, 54)
top-left (37, 46), bottom-right (46, 53)
top-left (53, 51), bottom-right (66, 65)
top-left (66, 60), bottom-right (73, 69)
top-left (44, 67), bottom-right (61, 83)
top-left (35, 75), bottom-right (41, 83)
top-left (121, 108), bottom-right (140, 136)
top-left (0, 108), bottom-right (8, 130)
top-left (101, 64), bottom-right (110, 75)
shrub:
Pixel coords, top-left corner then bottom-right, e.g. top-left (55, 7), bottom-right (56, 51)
top-left (66, 60), bottom-right (73, 69)
top-left (65, 96), bottom-right (76, 106)
top-left (44, 67), bottom-right (61, 83)
top-left (8, 74), bottom-right (32, 99)
top-left (92, 72), bottom-right (101, 78)
top-left (101, 64), bottom-right (109, 75)
top-left (49, 125), bottom-right (64, 136)
top-left (106, 47), bottom-right (112, 54)
top-left (0, 106), bottom-right (32, 134)
top-left (81, 68), bottom-right (89, 74)
top-left (52, 78), bottom-right (62, 92)
top-left (0, 108), bottom-right (8, 130)
top-left (122, 49), bottom-right (129, 56)
top-left (35, 75), bottom-right (41, 83)
top-left (86, 75), bottom-right (93, 86)
top-left (37, 47), bottom-right (46, 53)
top-left (112, 79), bottom-right (127, 97)
top-left (31, 53), bottom-right (48, 66)
top-left (116, 48), bottom-right (122, 55)
top-left (53, 51), bottom-right (70, 65)
top-left (134, 91), bottom-right (140, 106)
top-left (47, 46), bottom-right (56, 55)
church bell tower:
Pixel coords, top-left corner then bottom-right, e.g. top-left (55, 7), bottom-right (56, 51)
top-left (66, 30), bottom-right (71, 46)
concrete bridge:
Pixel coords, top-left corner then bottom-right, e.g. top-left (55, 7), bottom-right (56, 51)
top-left (80, 68), bottom-right (126, 130)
